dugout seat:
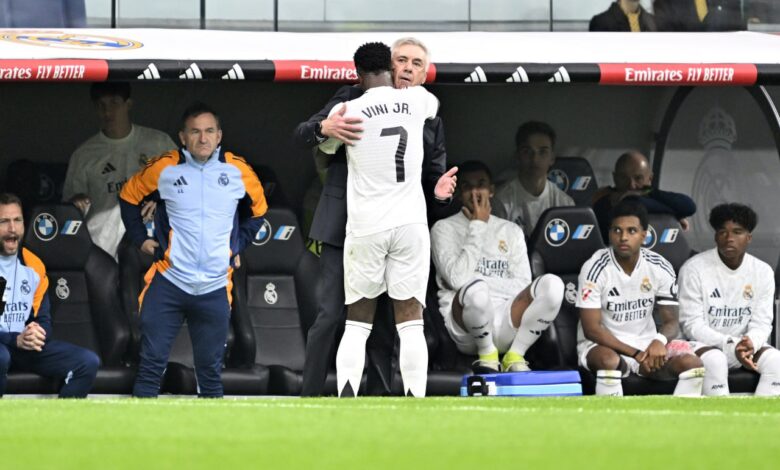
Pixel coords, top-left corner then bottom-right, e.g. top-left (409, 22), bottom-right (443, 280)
top-left (642, 214), bottom-right (693, 274)
top-left (117, 233), bottom-right (268, 396)
top-left (230, 207), bottom-right (319, 395)
top-left (547, 157), bottom-right (598, 207)
top-left (7, 203), bottom-right (134, 394)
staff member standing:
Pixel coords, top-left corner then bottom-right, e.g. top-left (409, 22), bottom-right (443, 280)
top-left (120, 102), bottom-right (267, 398)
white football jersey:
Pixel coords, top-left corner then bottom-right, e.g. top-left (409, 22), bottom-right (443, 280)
top-left (431, 212), bottom-right (532, 321)
top-left (576, 247), bottom-right (678, 349)
top-left (493, 178), bottom-right (574, 236)
top-left (319, 86), bottom-right (439, 236)
top-left (679, 249), bottom-right (775, 351)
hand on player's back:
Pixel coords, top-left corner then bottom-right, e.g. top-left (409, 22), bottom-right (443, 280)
top-left (322, 104), bottom-right (364, 146)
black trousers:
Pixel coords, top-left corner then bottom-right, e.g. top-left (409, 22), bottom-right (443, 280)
top-left (301, 242), bottom-right (395, 396)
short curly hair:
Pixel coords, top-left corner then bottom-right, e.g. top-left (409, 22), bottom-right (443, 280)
top-left (709, 203), bottom-right (757, 232)
top-left (610, 197), bottom-right (648, 230)
top-left (354, 42), bottom-right (392, 75)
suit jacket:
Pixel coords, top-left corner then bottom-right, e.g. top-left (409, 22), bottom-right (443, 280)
top-left (589, 2), bottom-right (657, 32)
top-left (653, 0), bottom-right (745, 31)
top-left (293, 85), bottom-right (448, 247)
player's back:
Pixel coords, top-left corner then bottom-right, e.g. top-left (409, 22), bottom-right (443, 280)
top-left (341, 85), bottom-right (439, 236)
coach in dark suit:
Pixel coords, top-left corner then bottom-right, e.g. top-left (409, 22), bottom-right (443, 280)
top-left (293, 37), bottom-right (452, 396)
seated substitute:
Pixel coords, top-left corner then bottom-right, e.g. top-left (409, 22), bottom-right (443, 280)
top-left (589, 0), bottom-right (657, 32)
top-left (679, 203), bottom-right (779, 396)
top-left (493, 121), bottom-right (574, 237)
top-left (63, 82), bottom-right (176, 259)
top-left (592, 151), bottom-right (696, 243)
top-left (577, 198), bottom-right (704, 396)
top-left (0, 193), bottom-right (99, 397)
top-left (431, 160), bottom-right (564, 372)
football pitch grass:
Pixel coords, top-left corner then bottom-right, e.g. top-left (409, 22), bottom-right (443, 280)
top-left (2, 396), bottom-right (778, 469)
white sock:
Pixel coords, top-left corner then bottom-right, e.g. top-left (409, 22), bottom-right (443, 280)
top-left (397, 319), bottom-right (428, 398)
top-left (335, 320), bottom-right (372, 397)
top-left (700, 349), bottom-right (729, 396)
top-left (596, 370), bottom-right (623, 396)
top-left (509, 274), bottom-right (563, 356)
top-left (459, 280), bottom-right (496, 356)
top-left (755, 348), bottom-right (780, 396)
top-left (673, 367), bottom-right (705, 397)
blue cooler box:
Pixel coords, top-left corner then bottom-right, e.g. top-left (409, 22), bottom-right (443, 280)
top-left (460, 371), bottom-right (582, 397)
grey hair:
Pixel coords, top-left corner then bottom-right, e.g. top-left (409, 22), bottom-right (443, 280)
top-left (391, 37), bottom-right (430, 67)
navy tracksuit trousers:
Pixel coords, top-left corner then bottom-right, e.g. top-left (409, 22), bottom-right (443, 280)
top-left (0, 340), bottom-right (100, 397)
top-left (133, 273), bottom-right (230, 398)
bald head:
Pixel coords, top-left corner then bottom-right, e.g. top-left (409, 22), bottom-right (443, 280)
top-left (613, 151), bottom-right (653, 191)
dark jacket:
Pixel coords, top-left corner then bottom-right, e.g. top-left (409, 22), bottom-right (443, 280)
top-left (293, 85), bottom-right (448, 247)
top-left (653, 0), bottom-right (745, 31)
top-left (589, 2), bottom-right (657, 32)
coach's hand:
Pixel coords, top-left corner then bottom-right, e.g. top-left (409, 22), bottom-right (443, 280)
top-left (141, 239), bottom-right (159, 256)
top-left (321, 104), bottom-right (363, 146)
top-left (735, 336), bottom-right (757, 371)
top-left (141, 201), bottom-right (157, 223)
top-left (435, 167), bottom-right (458, 200)
top-left (69, 194), bottom-right (91, 216)
top-left (16, 322), bottom-right (46, 352)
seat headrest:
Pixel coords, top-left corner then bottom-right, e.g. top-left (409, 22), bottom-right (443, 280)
top-left (241, 207), bottom-right (304, 273)
top-left (528, 207), bottom-right (605, 274)
top-left (643, 214), bottom-right (690, 273)
top-left (547, 157), bottom-right (597, 206)
top-left (23, 204), bottom-right (92, 270)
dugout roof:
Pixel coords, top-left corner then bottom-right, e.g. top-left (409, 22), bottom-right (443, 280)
top-left (0, 29), bottom-right (779, 85)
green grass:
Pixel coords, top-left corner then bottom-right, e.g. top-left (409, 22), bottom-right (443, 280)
top-left (1, 396), bottom-right (778, 469)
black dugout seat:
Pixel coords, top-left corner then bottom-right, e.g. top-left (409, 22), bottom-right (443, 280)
top-left (231, 207), bottom-right (319, 395)
top-left (8, 204), bottom-right (134, 394)
top-left (117, 233), bottom-right (268, 396)
top-left (642, 214), bottom-right (693, 274)
top-left (528, 207), bottom-right (606, 372)
top-left (547, 157), bottom-right (598, 207)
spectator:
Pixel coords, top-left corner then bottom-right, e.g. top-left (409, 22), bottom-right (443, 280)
top-left (431, 161), bottom-right (563, 373)
top-left (577, 198), bottom-right (705, 396)
top-left (493, 121), bottom-right (574, 236)
top-left (0, 192), bottom-right (99, 398)
top-left (592, 151), bottom-right (696, 243)
top-left (590, 0), bottom-right (657, 32)
top-left (654, 0), bottom-right (745, 31)
top-left (63, 82), bottom-right (176, 259)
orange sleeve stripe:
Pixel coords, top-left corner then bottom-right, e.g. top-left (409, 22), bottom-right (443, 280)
top-left (119, 151), bottom-right (179, 204)
top-left (227, 152), bottom-right (268, 217)
top-left (21, 248), bottom-right (48, 316)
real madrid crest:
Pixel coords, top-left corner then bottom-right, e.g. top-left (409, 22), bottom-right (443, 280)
top-left (743, 284), bottom-right (754, 300)
top-left (565, 282), bottom-right (577, 305)
top-left (218, 172), bottom-right (229, 187)
top-left (56, 278), bottom-right (70, 300)
top-left (498, 240), bottom-right (508, 253)
top-left (640, 277), bottom-right (652, 293)
top-left (20, 279), bottom-right (31, 295)
top-left (264, 282), bottom-right (278, 305)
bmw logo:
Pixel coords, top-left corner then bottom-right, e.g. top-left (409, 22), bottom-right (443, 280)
top-left (252, 219), bottom-right (273, 246)
top-left (544, 218), bottom-right (570, 247)
top-left (643, 225), bottom-right (657, 249)
top-left (547, 169), bottom-right (569, 192)
top-left (34, 213), bottom-right (58, 242)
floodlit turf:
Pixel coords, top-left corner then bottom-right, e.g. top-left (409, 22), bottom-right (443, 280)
top-left (1, 396), bottom-right (778, 469)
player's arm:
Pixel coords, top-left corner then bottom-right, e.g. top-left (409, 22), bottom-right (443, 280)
top-left (504, 225), bottom-right (532, 292)
top-left (646, 189), bottom-right (697, 219)
top-left (678, 265), bottom-right (730, 348)
top-left (580, 307), bottom-right (641, 357)
top-left (62, 151), bottom-right (92, 213)
top-left (746, 266), bottom-right (775, 351)
top-left (292, 85), bottom-right (362, 148)
top-left (430, 219), bottom-right (486, 291)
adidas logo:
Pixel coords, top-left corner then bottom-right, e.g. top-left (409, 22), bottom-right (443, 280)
top-left (548, 66), bottom-right (571, 83)
top-left (222, 63), bottom-right (245, 80)
top-left (179, 63), bottom-right (203, 80)
top-left (101, 162), bottom-right (116, 175)
top-left (608, 287), bottom-right (620, 297)
top-left (173, 176), bottom-right (189, 187)
top-left (505, 66), bottom-right (529, 83)
top-left (710, 288), bottom-right (721, 298)
top-left (464, 66), bottom-right (487, 83)
top-left (137, 63), bottom-right (161, 80)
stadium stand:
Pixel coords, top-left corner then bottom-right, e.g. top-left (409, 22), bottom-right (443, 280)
top-left (7, 203), bottom-right (135, 394)
top-left (546, 157), bottom-right (598, 207)
top-left (230, 207), bottom-right (321, 395)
